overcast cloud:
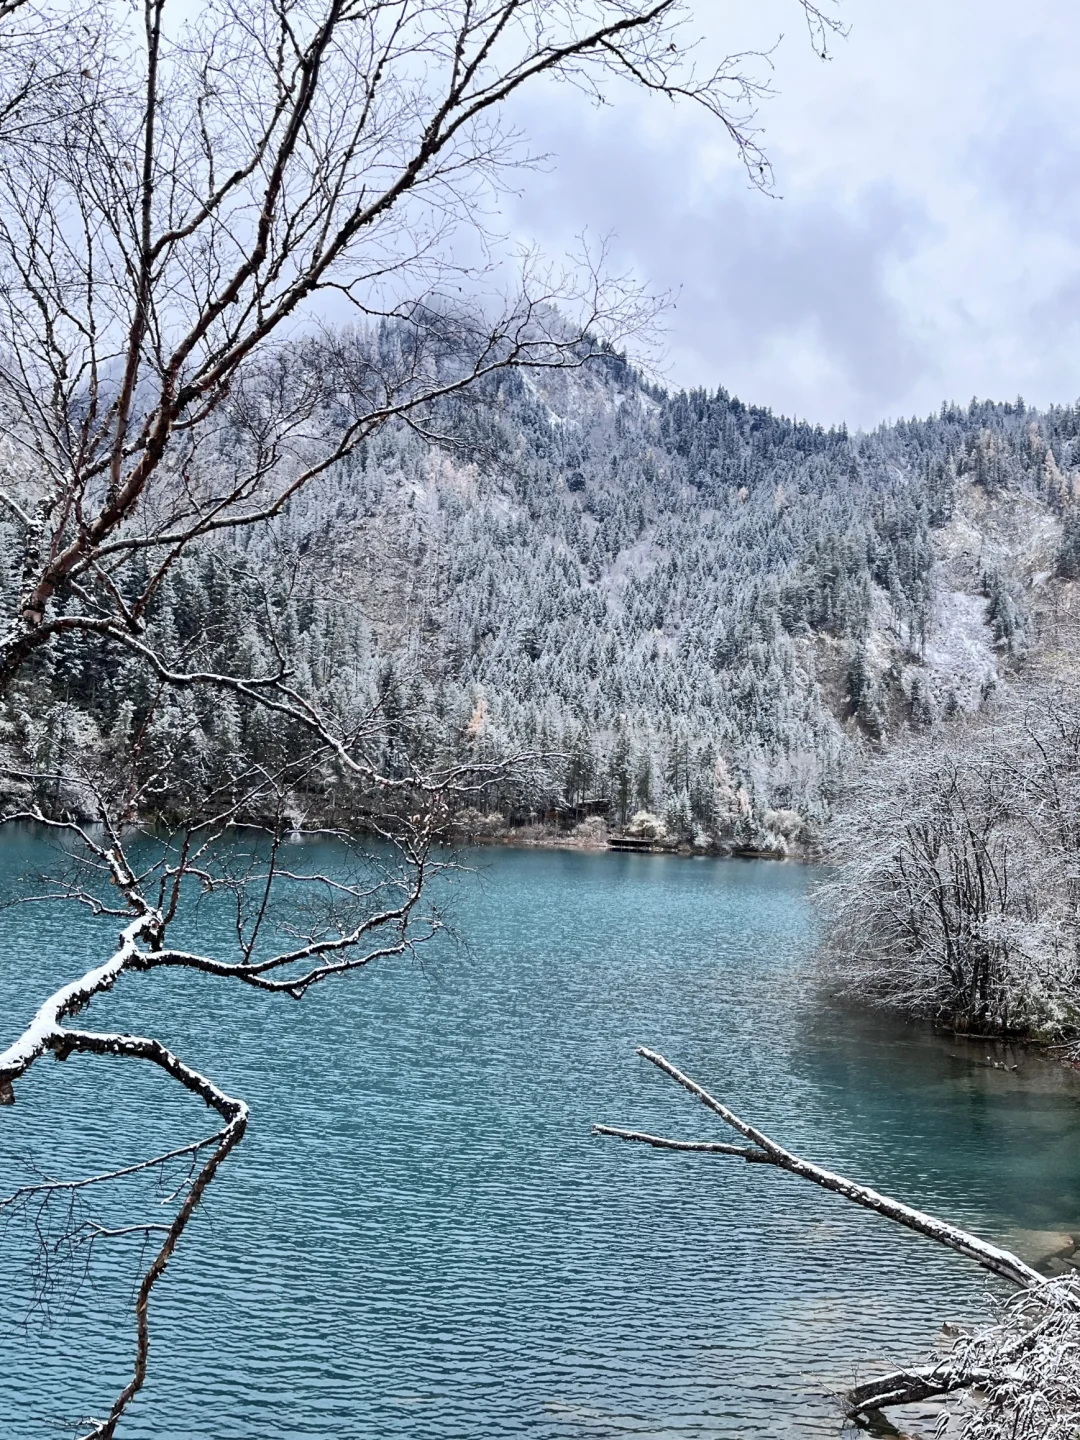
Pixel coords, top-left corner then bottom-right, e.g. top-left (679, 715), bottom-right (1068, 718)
top-left (498, 0), bottom-right (1080, 429)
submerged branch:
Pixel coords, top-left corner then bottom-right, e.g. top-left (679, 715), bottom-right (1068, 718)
top-left (593, 1124), bottom-right (768, 1161)
top-left (597, 1047), bottom-right (1044, 1291)
top-left (595, 1047), bottom-right (1077, 1429)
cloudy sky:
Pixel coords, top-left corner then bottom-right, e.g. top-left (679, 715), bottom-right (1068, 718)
top-left (500, 0), bottom-right (1080, 430)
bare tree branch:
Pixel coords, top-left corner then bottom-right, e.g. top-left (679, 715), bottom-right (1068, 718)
top-left (595, 1047), bottom-right (1080, 1432)
top-left (597, 1047), bottom-right (1044, 1289)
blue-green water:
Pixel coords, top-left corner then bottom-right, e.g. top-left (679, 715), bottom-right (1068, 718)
top-left (4, 838), bottom-right (1080, 1439)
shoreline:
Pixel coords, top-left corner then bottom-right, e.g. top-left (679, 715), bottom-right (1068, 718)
top-left (445, 821), bottom-right (814, 863)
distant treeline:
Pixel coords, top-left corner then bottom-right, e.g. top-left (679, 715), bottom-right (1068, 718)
top-left (5, 329), bottom-right (1079, 845)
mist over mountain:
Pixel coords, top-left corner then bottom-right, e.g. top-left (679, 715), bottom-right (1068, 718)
top-left (9, 333), bottom-right (1080, 851)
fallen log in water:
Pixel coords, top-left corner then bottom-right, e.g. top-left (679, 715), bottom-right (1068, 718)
top-left (595, 1047), bottom-right (1080, 1438)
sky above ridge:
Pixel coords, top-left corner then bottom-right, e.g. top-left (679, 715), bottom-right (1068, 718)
top-left (500, 0), bottom-right (1080, 430)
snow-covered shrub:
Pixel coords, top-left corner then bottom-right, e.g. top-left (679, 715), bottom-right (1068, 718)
top-left (819, 679), bottom-right (1080, 1038)
top-left (627, 810), bottom-right (667, 839)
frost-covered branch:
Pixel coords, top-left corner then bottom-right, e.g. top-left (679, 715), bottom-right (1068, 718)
top-left (597, 1047), bottom-right (1044, 1289)
top-left (595, 1047), bottom-right (1080, 1435)
top-left (820, 678), bottom-right (1080, 1041)
top-left (0, 786), bottom-right (452, 1433)
top-left (0, 0), bottom-right (838, 690)
top-left (39, 1026), bottom-right (248, 1440)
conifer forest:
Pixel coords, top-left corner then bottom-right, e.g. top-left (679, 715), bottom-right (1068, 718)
top-left (8, 335), bottom-right (1076, 856)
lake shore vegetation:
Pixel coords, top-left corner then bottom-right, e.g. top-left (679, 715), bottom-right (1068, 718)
top-left (820, 676), bottom-right (1080, 1049)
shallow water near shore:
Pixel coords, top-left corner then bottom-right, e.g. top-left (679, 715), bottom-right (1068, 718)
top-left (3, 837), bottom-right (1080, 1439)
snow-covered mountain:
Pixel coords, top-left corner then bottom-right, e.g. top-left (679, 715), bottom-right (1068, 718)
top-left (8, 338), bottom-right (1080, 849)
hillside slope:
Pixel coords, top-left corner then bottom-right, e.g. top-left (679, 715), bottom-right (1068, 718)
top-left (6, 337), bottom-right (1080, 849)
top-left (265, 359), bottom-right (1079, 846)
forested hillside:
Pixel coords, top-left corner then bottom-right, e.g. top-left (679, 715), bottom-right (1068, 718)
top-left (6, 332), bottom-right (1080, 850)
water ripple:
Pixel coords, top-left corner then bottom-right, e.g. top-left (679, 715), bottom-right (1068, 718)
top-left (3, 843), bottom-right (1080, 1438)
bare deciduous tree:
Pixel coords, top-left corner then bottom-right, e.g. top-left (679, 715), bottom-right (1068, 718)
top-left (0, 0), bottom-right (841, 692)
top-left (819, 680), bottom-right (1080, 1039)
top-left (0, 2), bottom-right (845, 1435)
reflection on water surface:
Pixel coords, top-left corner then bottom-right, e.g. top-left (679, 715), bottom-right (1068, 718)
top-left (3, 838), bottom-right (1080, 1438)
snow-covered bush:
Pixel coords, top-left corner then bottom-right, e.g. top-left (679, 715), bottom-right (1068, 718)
top-left (626, 810), bottom-right (667, 839)
top-left (819, 679), bottom-right (1080, 1038)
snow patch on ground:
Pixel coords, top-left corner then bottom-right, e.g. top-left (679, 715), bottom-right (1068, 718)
top-left (860, 582), bottom-right (996, 720)
top-left (915, 584), bottom-right (998, 713)
top-left (936, 484), bottom-right (1062, 588)
top-left (863, 586), bottom-right (899, 675)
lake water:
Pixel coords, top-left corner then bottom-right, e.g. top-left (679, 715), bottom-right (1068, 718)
top-left (4, 837), bottom-right (1080, 1439)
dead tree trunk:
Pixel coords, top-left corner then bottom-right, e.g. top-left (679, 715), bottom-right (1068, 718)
top-left (595, 1047), bottom-right (1070, 1427)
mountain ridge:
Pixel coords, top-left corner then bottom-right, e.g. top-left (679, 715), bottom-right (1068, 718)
top-left (4, 336), bottom-right (1078, 850)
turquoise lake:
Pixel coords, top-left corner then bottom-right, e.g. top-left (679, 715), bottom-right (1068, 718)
top-left (4, 837), bottom-right (1080, 1438)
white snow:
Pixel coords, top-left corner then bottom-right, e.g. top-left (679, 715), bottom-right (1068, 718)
top-left (917, 586), bottom-right (998, 713)
top-left (0, 913), bottom-right (150, 1078)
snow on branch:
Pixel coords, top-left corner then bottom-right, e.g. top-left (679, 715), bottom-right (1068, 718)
top-left (595, 1047), bottom-right (1080, 1434)
top-left (0, 775), bottom-right (456, 1436)
top-left (597, 1047), bottom-right (1044, 1290)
